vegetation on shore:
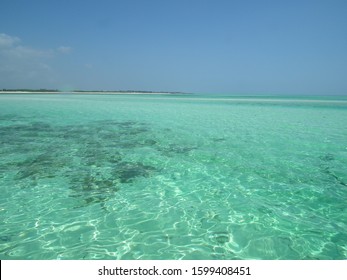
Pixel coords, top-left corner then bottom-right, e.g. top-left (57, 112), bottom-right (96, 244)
top-left (1, 88), bottom-right (59, 92)
top-left (0, 88), bottom-right (187, 94)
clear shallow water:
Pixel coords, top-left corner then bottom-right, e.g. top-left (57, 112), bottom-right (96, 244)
top-left (0, 94), bottom-right (346, 260)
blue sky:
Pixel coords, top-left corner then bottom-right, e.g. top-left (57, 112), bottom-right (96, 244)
top-left (1, 0), bottom-right (346, 95)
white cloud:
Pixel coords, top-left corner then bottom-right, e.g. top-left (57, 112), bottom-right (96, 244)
top-left (3, 45), bottom-right (53, 59)
top-left (0, 33), bottom-right (66, 88)
top-left (0, 33), bottom-right (20, 48)
top-left (0, 33), bottom-right (55, 60)
top-left (0, 33), bottom-right (72, 60)
top-left (57, 46), bottom-right (72, 54)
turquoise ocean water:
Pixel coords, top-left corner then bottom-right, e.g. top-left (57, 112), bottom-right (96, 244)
top-left (0, 94), bottom-right (346, 259)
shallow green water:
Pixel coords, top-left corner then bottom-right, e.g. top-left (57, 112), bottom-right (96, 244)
top-left (0, 94), bottom-right (346, 260)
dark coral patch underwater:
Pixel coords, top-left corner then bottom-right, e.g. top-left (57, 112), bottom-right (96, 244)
top-left (0, 119), bottom-right (160, 207)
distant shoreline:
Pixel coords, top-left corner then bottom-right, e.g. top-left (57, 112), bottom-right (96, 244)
top-left (0, 91), bottom-right (188, 95)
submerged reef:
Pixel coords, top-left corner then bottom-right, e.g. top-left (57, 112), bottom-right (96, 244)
top-left (0, 118), bottom-right (162, 207)
top-left (1, 116), bottom-right (200, 208)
